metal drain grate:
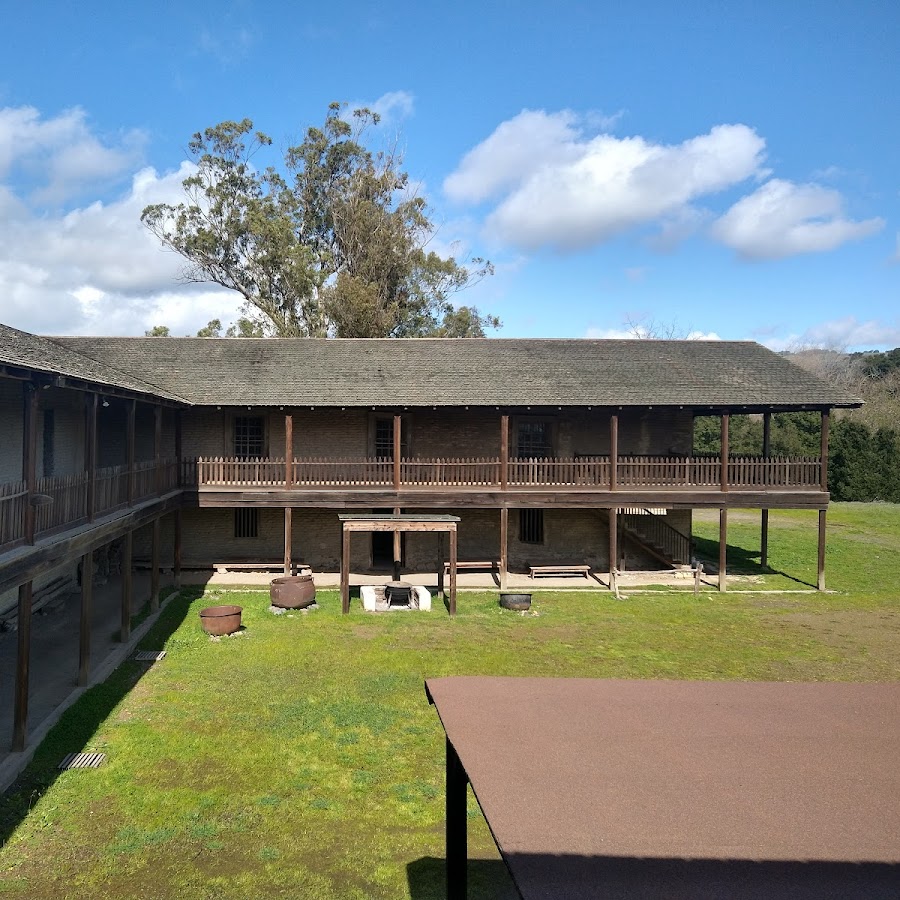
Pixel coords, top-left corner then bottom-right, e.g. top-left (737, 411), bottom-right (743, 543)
top-left (134, 650), bottom-right (167, 662)
top-left (59, 752), bottom-right (106, 770)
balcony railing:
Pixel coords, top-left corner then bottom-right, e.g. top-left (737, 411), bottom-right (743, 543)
top-left (194, 455), bottom-right (823, 491)
top-left (0, 458), bottom-right (181, 551)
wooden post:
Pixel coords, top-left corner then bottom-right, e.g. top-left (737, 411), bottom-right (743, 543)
top-left (150, 518), bottom-right (160, 612)
top-left (446, 736), bottom-right (468, 900)
top-left (126, 399), bottom-right (136, 505)
top-left (86, 393), bottom-right (97, 521)
top-left (175, 409), bottom-right (183, 487)
top-left (718, 508), bottom-right (728, 592)
top-left (22, 383), bottom-right (38, 545)
top-left (154, 405), bottom-right (163, 494)
top-left (817, 509), bottom-right (827, 591)
top-left (437, 533), bottom-right (445, 595)
top-left (283, 508), bottom-right (293, 576)
top-left (499, 507), bottom-right (508, 590)
top-left (761, 412), bottom-right (771, 567)
top-left (284, 413), bottom-right (294, 488)
top-left (608, 507), bottom-right (618, 593)
top-left (78, 552), bottom-right (92, 687)
top-left (393, 414), bottom-right (401, 491)
top-left (393, 506), bottom-right (402, 581)
top-left (12, 581), bottom-right (32, 751)
top-left (609, 414), bottom-right (618, 491)
top-left (449, 526), bottom-right (458, 617)
top-left (341, 527), bottom-right (350, 614)
top-left (820, 409), bottom-right (830, 492)
top-left (720, 412), bottom-right (730, 493)
top-left (500, 415), bottom-right (509, 490)
top-left (173, 508), bottom-right (182, 588)
top-left (121, 532), bottom-right (133, 641)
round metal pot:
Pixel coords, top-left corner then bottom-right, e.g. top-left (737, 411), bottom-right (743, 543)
top-left (499, 592), bottom-right (532, 611)
top-left (199, 605), bottom-right (243, 635)
top-left (270, 575), bottom-right (316, 609)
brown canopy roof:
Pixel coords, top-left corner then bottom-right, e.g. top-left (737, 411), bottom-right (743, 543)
top-left (49, 336), bottom-right (861, 410)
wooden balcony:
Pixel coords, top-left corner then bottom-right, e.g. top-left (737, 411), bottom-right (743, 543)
top-left (193, 455), bottom-right (824, 494)
top-left (0, 459), bottom-right (180, 551)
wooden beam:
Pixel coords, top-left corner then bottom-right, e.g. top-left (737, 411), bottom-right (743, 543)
top-left (341, 527), bottom-right (350, 614)
top-left (174, 410), bottom-right (183, 487)
top-left (449, 527), bottom-right (458, 617)
top-left (499, 506), bottom-right (508, 591)
top-left (86, 393), bottom-right (98, 521)
top-left (718, 508), bottom-right (728, 592)
top-left (817, 509), bottom-right (827, 591)
top-left (820, 409), bottom-right (830, 492)
top-left (720, 413), bottom-right (730, 493)
top-left (437, 533), bottom-right (445, 595)
top-left (126, 399), bottom-right (136, 506)
top-left (150, 517), bottom-right (160, 612)
top-left (500, 415), bottom-right (509, 490)
top-left (609, 414), bottom-right (618, 491)
top-left (284, 413), bottom-right (294, 489)
top-left (173, 508), bottom-right (182, 588)
top-left (78, 552), bottom-right (92, 686)
top-left (121, 532), bottom-right (133, 642)
top-left (283, 507), bottom-right (292, 576)
top-left (12, 581), bottom-right (32, 751)
top-left (154, 405), bottom-right (163, 494)
top-left (446, 736), bottom-right (468, 900)
top-left (22, 383), bottom-right (38, 545)
top-left (608, 507), bottom-right (618, 593)
top-left (393, 506), bottom-right (402, 581)
top-left (393, 414), bottom-right (401, 491)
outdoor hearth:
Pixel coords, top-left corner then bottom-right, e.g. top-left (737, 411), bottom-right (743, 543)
top-left (360, 583), bottom-right (432, 612)
top-left (384, 580), bottom-right (413, 608)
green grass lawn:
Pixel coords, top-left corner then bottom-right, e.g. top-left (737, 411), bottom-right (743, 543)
top-left (1, 503), bottom-right (899, 898)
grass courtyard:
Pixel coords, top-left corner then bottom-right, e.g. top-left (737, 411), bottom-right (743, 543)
top-left (1, 503), bottom-right (898, 898)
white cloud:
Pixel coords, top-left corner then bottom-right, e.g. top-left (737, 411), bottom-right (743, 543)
top-left (0, 105), bottom-right (144, 204)
top-left (710, 179), bottom-right (884, 260)
top-left (444, 110), bottom-right (766, 251)
top-left (585, 325), bottom-right (721, 340)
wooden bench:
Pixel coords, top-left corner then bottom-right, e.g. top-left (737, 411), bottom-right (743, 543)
top-left (529, 564), bottom-right (592, 579)
top-left (443, 560), bottom-right (498, 575)
top-left (213, 561), bottom-right (311, 575)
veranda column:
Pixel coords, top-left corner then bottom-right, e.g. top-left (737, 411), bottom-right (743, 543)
top-left (761, 412), bottom-right (771, 567)
top-left (121, 532), bottom-right (133, 642)
top-left (500, 415), bottom-right (509, 490)
top-left (173, 508), bottom-right (182, 588)
top-left (174, 409), bottom-right (183, 487)
top-left (283, 508), bottom-right (293, 576)
top-left (393, 414), bottom-right (401, 491)
top-left (609, 413), bottom-right (618, 491)
top-left (608, 507), bottom-right (618, 593)
top-left (499, 507), bottom-right (508, 590)
top-left (720, 412), bottom-right (730, 494)
top-left (150, 518), bottom-right (161, 612)
top-left (154, 406), bottom-right (163, 494)
top-left (393, 507), bottom-right (402, 582)
top-left (817, 510), bottom-right (827, 592)
top-left (818, 410), bottom-right (830, 592)
top-left (341, 526), bottom-right (351, 614)
top-left (22, 383), bottom-right (38, 545)
top-left (78, 552), bottom-right (92, 687)
top-left (12, 581), bottom-right (33, 751)
top-left (86, 393), bottom-right (98, 522)
top-left (448, 526), bottom-right (458, 617)
top-left (284, 413), bottom-right (293, 489)
top-left (126, 399), bottom-right (136, 506)
top-left (719, 508), bottom-right (728, 592)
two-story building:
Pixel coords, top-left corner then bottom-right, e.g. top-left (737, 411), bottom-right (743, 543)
top-left (0, 323), bottom-right (860, 751)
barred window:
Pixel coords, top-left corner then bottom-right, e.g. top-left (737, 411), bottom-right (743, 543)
top-left (519, 509), bottom-right (544, 544)
top-left (374, 416), bottom-right (409, 459)
top-left (517, 421), bottom-right (552, 459)
top-left (234, 508), bottom-right (259, 538)
top-left (234, 416), bottom-right (264, 458)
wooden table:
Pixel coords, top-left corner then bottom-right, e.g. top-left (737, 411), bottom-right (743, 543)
top-left (426, 677), bottom-right (900, 899)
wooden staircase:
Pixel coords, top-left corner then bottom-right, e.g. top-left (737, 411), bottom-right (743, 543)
top-left (620, 509), bottom-right (692, 568)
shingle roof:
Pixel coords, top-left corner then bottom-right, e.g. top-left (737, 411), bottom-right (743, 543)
top-left (0, 324), bottom-right (186, 401)
top-left (48, 336), bottom-right (861, 409)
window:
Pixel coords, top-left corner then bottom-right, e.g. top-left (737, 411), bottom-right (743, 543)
top-left (517, 421), bottom-right (552, 459)
top-left (234, 416), bottom-right (265, 458)
top-left (42, 409), bottom-right (55, 477)
top-left (234, 508), bottom-right (259, 538)
top-left (373, 416), bottom-right (409, 459)
top-left (519, 509), bottom-right (544, 544)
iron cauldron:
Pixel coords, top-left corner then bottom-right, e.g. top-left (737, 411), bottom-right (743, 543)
top-left (499, 592), bottom-right (532, 611)
top-left (199, 605), bottom-right (243, 635)
top-left (270, 574), bottom-right (317, 609)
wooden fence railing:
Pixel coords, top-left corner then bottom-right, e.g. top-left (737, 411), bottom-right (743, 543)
top-left (191, 455), bottom-right (823, 490)
top-left (0, 480), bottom-right (27, 547)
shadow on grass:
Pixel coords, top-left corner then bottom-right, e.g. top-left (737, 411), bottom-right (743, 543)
top-left (692, 536), bottom-right (815, 589)
top-left (0, 587), bottom-right (199, 846)
top-left (407, 856), bottom-right (516, 900)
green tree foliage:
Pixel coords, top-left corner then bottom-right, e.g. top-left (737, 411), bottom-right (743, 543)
top-left (195, 318), bottom-right (223, 337)
top-left (144, 325), bottom-right (171, 337)
top-left (141, 105), bottom-right (497, 338)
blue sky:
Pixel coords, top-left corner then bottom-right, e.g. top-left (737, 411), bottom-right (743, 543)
top-left (1, 0), bottom-right (897, 349)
